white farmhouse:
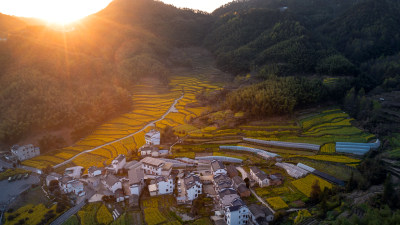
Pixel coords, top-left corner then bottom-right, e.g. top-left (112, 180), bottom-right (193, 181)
top-left (110, 155), bottom-right (126, 174)
top-left (128, 165), bottom-right (145, 196)
top-left (140, 146), bottom-right (159, 157)
top-left (250, 167), bottom-right (270, 187)
top-left (224, 199), bottom-right (250, 225)
top-left (59, 176), bottom-right (85, 196)
top-left (64, 166), bottom-right (84, 179)
top-left (148, 176), bottom-right (174, 196)
top-left (59, 176), bottom-right (73, 193)
top-left (88, 166), bottom-right (103, 177)
top-left (11, 144), bottom-right (40, 161)
top-left (177, 174), bottom-right (202, 204)
top-left (145, 129), bottom-right (161, 146)
top-left (141, 157), bottom-right (172, 176)
top-left (70, 180), bottom-right (85, 197)
top-left (103, 174), bottom-right (122, 193)
top-left (211, 160), bottom-right (227, 176)
top-left (46, 172), bottom-right (62, 186)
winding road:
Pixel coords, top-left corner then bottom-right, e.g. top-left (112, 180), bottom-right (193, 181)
top-left (53, 93), bottom-right (184, 168)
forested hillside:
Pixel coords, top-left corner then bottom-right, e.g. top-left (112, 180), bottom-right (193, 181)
top-left (203, 0), bottom-right (400, 136)
top-left (205, 0), bottom-right (400, 78)
top-left (0, 0), bottom-right (211, 145)
top-left (1, 0), bottom-right (400, 146)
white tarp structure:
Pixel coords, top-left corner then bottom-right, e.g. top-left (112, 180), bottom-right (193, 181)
top-left (243, 138), bottom-right (320, 151)
top-left (336, 139), bottom-right (380, 155)
top-left (275, 162), bottom-right (309, 178)
top-left (219, 146), bottom-right (279, 158)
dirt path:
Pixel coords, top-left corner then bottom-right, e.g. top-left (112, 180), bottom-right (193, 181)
top-left (53, 93), bottom-right (184, 169)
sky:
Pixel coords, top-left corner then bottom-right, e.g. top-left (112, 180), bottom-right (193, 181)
top-left (0, 0), bottom-right (234, 24)
top-left (160, 0), bottom-right (233, 12)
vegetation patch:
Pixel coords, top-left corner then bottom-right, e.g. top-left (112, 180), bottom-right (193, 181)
top-left (292, 174), bottom-right (333, 197)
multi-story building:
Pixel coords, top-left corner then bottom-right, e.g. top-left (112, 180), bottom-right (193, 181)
top-left (145, 129), bottom-right (161, 146)
top-left (141, 157), bottom-right (172, 176)
top-left (177, 173), bottom-right (202, 204)
top-left (224, 199), bottom-right (250, 225)
top-left (148, 176), bottom-right (174, 196)
top-left (10, 144), bottom-right (40, 161)
top-left (110, 155), bottom-right (126, 174)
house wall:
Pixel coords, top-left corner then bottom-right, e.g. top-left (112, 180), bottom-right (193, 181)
top-left (142, 164), bottom-right (162, 175)
top-left (130, 184), bottom-right (141, 196)
top-left (113, 158), bottom-right (126, 173)
top-left (146, 133), bottom-right (160, 145)
top-left (186, 182), bottom-right (202, 201)
top-left (225, 207), bottom-right (250, 225)
top-left (89, 170), bottom-right (102, 177)
top-left (157, 179), bottom-right (174, 195)
top-left (110, 182), bottom-right (122, 193)
top-left (12, 146), bottom-right (40, 161)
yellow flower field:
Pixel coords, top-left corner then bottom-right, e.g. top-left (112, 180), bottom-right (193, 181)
top-left (292, 174), bottom-right (333, 197)
top-left (266, 197), bottom-right (289, 210)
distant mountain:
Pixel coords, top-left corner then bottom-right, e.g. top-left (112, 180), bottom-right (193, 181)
top-left (0, 13), bottom-right (26, 34)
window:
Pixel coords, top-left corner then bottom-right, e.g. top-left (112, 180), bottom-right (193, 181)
top-left (166, 189), bottom-right (168, 192)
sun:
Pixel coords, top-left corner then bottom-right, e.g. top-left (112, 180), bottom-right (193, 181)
top-left (0, 0), bottom-right (114, 25)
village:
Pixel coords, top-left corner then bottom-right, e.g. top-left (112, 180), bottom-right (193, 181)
top-left (35, 129), bottom-right (282, 225)
top-left (1, 122), bottom-right (380, 225)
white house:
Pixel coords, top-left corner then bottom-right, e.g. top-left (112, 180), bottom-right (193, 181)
top-left (140, 146), bottom-right (159, 157)
top-left (59, 176), bottom-right (73, 193)
top-left (177, 174), bottom-right (202, 204)
top-left (225, 199), bottom-right (250, 225)
top-left (141, 157), bottom-right (172, 176)
top-left (250, 167), bottom-right (269, 187)
top-left (111, 155), bottom-right (126, 174)
top-left (70, 180), bottom-right (85, 197)
top-left (148, 176), bottom-right (174, 196)
top-left (211, 160), bottom-right (227, 176)
top-left (59, 176), bottom-right (85, 196)
top-left (103, 174), bottom-right (122, 193)
top-left (64, 166), bottom-right (84, 179)
top-left (128, 166), bottom-right (145, 196)
top-left (10, 144), bottom-right (40, 161)
top-left (88, 166), bottom-right (103, 177)
top-left (145, 129), bottom-right (161, 146)
top-left (46, 172), bottom-right (62, 186)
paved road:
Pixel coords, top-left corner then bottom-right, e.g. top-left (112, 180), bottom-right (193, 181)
top-left (54, 93), bottom-right (184, 168)
top-left (250, 189), bottom-right (275, 214)
top-left (50, 190), bottom-right (95, 225)
top-left (0, 174), bottom-right (40, 204)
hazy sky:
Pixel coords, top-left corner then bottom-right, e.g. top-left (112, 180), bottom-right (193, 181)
top-left (160, 0), bottom-right (233, 12)
top-left (0, 0), bottom-right (233, 24)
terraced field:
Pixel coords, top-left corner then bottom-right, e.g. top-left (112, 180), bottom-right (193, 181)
top-left (142, 196), bottom-right (182, 225)
top-left (22, 76), bottom-right (220, 171)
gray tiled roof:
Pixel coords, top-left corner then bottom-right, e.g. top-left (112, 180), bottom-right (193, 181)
top-left (211, 160), bottom-right (225, 171)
